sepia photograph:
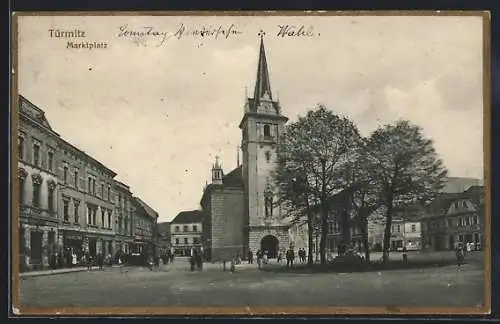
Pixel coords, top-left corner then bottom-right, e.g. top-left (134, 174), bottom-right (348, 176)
top-left (11, 12), bottom-right (490, 315)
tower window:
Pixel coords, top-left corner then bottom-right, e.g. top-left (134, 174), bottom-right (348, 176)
top-left (264, 124), bottom-right (271, 137)
top-left (265, 151), bottom-right (271, 162)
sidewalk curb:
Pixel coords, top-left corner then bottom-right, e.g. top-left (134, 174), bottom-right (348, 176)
top-left (19, 265), bottom-right (122, 279)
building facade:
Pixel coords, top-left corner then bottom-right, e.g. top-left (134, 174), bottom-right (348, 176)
top-left (240, 35), bottom-right (290, 256)
top-left (131, 197), bottom-right (159, 257)
top-left (199, 35), bottom-right (294, 261)
top-left (170, 211), bottom-right (203, 256)
top-left (18, 95), bottom-right (60, 269)
top-left (16, 95), bottom-right (160, 270)
top-left (201, 161), bottom-right (245, 261)
top-left (422, 186), bottom-right (484, 251)
top-left (57, 138), bottom-right (117, 260)
top-left (113, 180), bottom-right (134, 254)
top-left (389, 220), bottom-right (422, 251)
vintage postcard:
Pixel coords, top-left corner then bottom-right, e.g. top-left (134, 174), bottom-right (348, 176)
top-left (11, 12), bottom-right (490, 316)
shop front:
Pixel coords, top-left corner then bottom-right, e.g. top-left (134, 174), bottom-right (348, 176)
top-left (61, 230), bottom-right (85, 266)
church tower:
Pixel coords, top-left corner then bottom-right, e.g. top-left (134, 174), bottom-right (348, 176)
top-left (211, 156), bottom-right (223, 185)
top-left (239, 32), bottom-right (289, 257)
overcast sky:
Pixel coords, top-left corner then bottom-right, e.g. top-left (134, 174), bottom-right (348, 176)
top-left (18, 15), bottom-right (484, 222)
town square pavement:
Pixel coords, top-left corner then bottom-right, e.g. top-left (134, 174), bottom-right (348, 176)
top-left (18, 252), bottom-right (485, 308)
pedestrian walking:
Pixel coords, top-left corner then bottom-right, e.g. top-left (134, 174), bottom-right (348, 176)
top-left (256, 250), bottom-right (262, 270)
top-left (277, 251), bottom-right (283, 264)
top-left (402, 246), bottom-right (408, 266)
top-left (118, 257), bottom-right (124, 273)
top-left (97, 253), bottom-right (104, 271)
top-left (248, 250), bottom-right (253, 264)
top-left (189, 252), bottom-right (196, 272)
top-left (286, 248), bottom-right (295, 268)
top-left (456, 244), bottom-right (464, 268)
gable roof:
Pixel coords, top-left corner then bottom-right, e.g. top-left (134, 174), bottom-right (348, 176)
top-left (425, 185), bottom-right (485, 217)
top-left (133, 197), bottom-right (159, 220)
top-left (171, 210), bottom-right (204, 224)
top-left (19, 95), bottom-right (59, 136)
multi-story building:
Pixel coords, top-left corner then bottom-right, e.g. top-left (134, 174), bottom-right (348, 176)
top-left (421, 186), bottom-right (484, 251)
top-left (389, 220), bottom-right (422, 251)
top-left (17, 95), bottom-right (60, 269)
top-left (200, 159), bottom-right (245, 261)
top-left (113, 180), bottom-right (134, 254)
top-left (16, 95), bottom-right (161, 270)
top-left (131, 197), bottom-right (159, 257)
top-left (57, 138), bottom-right (117, 259)
top-left (170, 210), bottom-right (203, 256)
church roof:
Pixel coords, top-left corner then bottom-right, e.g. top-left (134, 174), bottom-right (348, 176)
top-left (171, 210), bottom-right (204, 224)
top-left (222, 166), bottom-right (244, 187)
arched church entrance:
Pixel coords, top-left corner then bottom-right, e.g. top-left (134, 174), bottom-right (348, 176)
top-left (260, 235), bottom-right (279, 258)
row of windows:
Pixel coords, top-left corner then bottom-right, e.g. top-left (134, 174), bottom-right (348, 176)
top-left (454, 201), bottom-right (469, 209)
top-left (174, 237), bottom-right (200, 245)
top-left (391, 224), bottom-right (418, 233)
top-left (61, 199), bottom-right (114, 229)
top-left (174, 224), bottom-right (199, 232)
top-left (19, 176), bottom-right (55, 212)
top-left (18, 136), bottom-right (55, 173)
top-left (428, 215), bottom-right (480, 230)
top-left (62, 166), bottom-right (115, 202)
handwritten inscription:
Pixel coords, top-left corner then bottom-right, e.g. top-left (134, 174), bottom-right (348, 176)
top-left (277, 25), bottom-right (318, 37)
top-left (49, 28), bottom-right (109, 50)
top-left (117, 23), bottom-right (242, 47)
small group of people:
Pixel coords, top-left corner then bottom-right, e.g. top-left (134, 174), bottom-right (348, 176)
top-left (255, 250), bottom-right (269, 269)
top-left (49, 248), bottom-right (81, 269)
top-left (160, 250), bottom-right (175, 265)
top-left (455, 242), bottom-right (474, 267)
top-left (297, 248), bottom-right (307, 263)
top-left (82, 252), bottom-right (107, 271)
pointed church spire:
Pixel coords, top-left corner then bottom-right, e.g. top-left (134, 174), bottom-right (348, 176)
top-left (254, 30), bottom-right (272, 106)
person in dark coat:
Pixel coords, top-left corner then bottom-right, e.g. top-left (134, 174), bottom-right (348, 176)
top-left (57, 250), bottom-right (64, 269)
top-left (97, 253), bottom-right (104, 270)
top-left (402, 246), bottom-right (408, 265)
top-left (190, 251), bottom-right (196, 271)
top-left (248, 250), bottom-right (254, 264)
top-left (286, 248), bottom-right (295, 268)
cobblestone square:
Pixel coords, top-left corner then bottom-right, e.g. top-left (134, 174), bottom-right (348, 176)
top-left (18, 254), bottom-right (485, 309)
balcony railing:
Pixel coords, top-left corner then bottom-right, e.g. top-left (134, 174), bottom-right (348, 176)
top-left (20, 205), bottom-right (57, 220)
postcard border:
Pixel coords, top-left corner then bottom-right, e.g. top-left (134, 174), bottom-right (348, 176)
top-left (10, 10), bottom-right (492, 316)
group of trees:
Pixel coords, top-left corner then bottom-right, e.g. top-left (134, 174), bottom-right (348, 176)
top-left (274, 105), bottom-right (448, 266)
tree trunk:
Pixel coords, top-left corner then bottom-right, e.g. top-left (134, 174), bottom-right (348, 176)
top-left (319, 159), bottom-right (328, 266)
top-left (306, 208), bottom-right (314, 266)
top-left (382, 197), bottom-right (394, 264)
top-left (360, 216), bottom-right (370, 262)
top-left (341, 206), bottom-right (351, 246)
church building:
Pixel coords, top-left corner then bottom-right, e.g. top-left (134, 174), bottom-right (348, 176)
top-left (200, 34), bottom-right (307, 262)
